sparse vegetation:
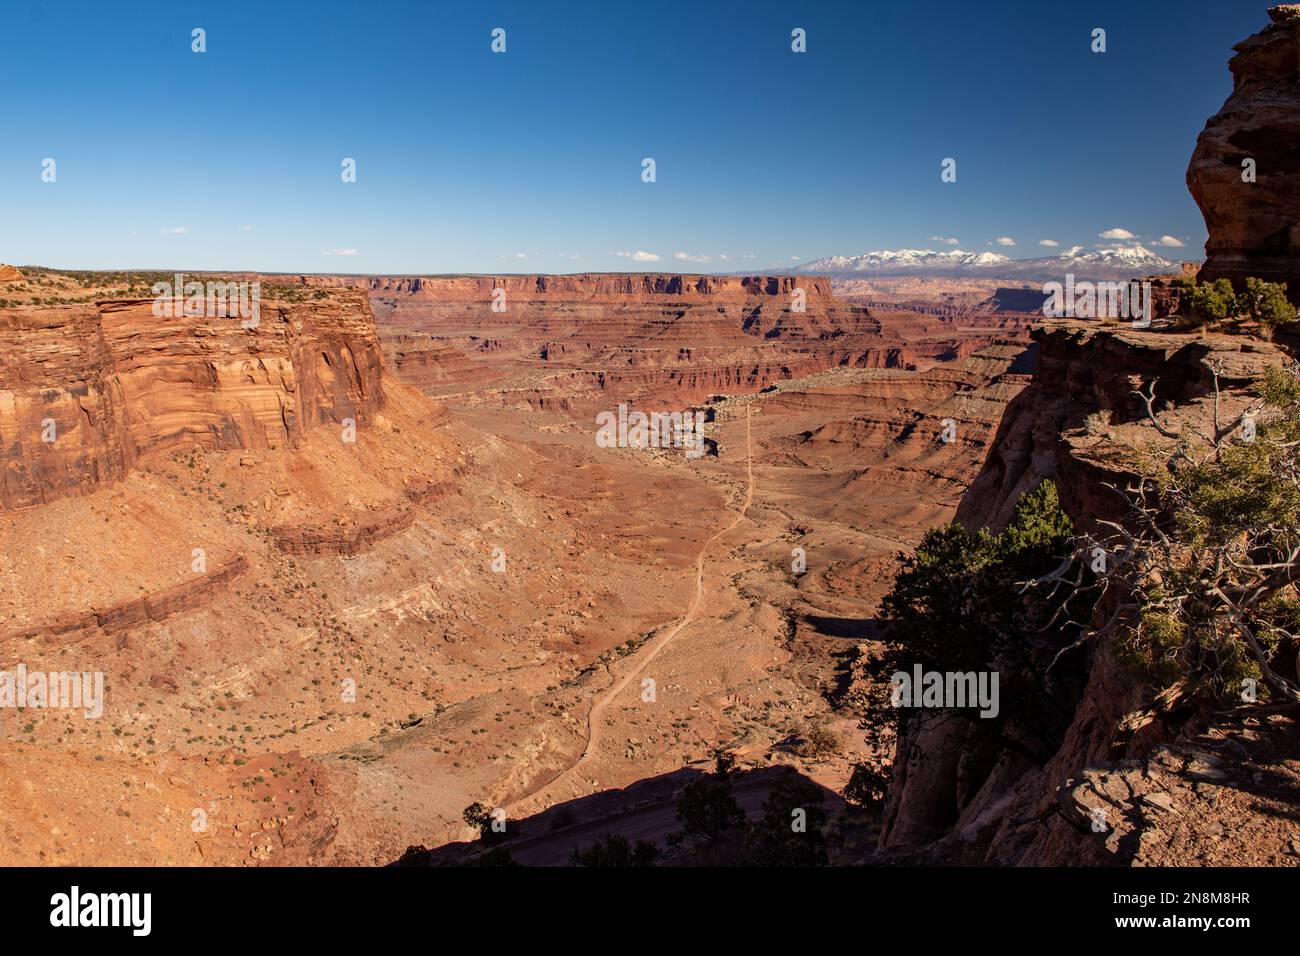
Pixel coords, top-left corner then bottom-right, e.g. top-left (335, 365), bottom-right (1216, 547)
top-left (1177, 275), bottom-right (1297, 332)
top-left (570, 833), bottom-right (658, 867)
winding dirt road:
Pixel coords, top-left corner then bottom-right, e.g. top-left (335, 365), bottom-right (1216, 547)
top-left (505, 406), bottom-right (756, 817)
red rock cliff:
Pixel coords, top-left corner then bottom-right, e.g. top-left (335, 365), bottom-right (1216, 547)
top-left (1188, 5), bottom-right (1300, 299)
top-left (0, 290), bottom-right (385, 511)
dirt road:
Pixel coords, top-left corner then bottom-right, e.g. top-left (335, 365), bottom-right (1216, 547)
top-left (506, 406), bottom-right (755, 817)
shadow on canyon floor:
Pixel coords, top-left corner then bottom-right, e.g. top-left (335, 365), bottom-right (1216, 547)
top-left (391, 763), bottom-right (855, 867)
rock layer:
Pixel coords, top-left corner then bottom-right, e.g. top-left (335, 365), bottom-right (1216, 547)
top-left (1188, 5), bottom-right (1300, 299)
top-left (0, 291), bottom-right (384, 511)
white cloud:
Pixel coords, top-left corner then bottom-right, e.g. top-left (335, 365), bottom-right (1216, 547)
top-left (929, 236), bottom-right (960, 245)
top-left (1153, 235), bottom-right (1185, 248)
top-left (790, 256), bottom-right (800, 261)
top-left (514, 252), bottom-right (529, 259)
top-left (160, 226), bottom-right (188, 236)
top-left (322, 248), bottom-right (360, 257)
top-left (238, 224), bottom-right (253, 232)
top-left (557, 252), bottom-right (580, 260)
top-left (1099, 227), bottom-right (1136, 240)
top-left (718, 254), bottom-right (732, 262)
top-left (1038, 239), bottom-right (1059, 247)
top-left (611, 250), bottom-right (661, 263)
top-left (995, 237), bottom-right (1016, 246)
top-left (1064, 245), bottom-right (1086, 256)
top-left (673, 251), bottom-right (712, 263)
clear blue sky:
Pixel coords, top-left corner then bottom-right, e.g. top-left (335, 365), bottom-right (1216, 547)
top-left (0, 0), bottom-right (1270, 274)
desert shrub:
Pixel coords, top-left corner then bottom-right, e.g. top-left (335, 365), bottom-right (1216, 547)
top-left (745, 776), bottom-right (829, 867)
top-left (843, 761), bottom-right (889, 810)
top-left (462, 801), bottom-right (510, 843)
top-left (675, 769), bottom-right (745, 843)
top-left (797, 723), bottom-right (841, 760)
top-left (1239, 277), bottom-right (1297, 329)
top-left (570, 834), bottom-right (658, 867)
top-left (1108, 364), bottom-right (1300, 702)
top-left (1084, 409), bottom-right (1113, 436)
top-left (871, 481), bottom-right (1083, 760)
top-left (1187, 278), bottom-right (1238, 323)
top-left (1179, 276), bottom-right (1296, 331)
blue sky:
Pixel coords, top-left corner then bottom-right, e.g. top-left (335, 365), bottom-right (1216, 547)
top-left (0, 0), bottom-right (1270, 274)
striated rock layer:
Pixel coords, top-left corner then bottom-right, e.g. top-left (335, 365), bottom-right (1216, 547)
top-left (279, 272), bottom-right (1033, 414)
top-left (0, 290), bottom-right (384, 511)
top-left (1189, 5), bottom-right (1300, 299)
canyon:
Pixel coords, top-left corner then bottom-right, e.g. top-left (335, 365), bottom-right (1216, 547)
top-left (2, 5), bottom-right (1299, 872)
top-left (0, 261), bottom-right (1041, 865)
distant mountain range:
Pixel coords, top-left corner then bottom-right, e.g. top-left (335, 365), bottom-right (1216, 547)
top-left (791, 245), bottom-right (1184, 282)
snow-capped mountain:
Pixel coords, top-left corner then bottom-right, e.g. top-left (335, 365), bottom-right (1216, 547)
top-left (798, 249), bottom-right (1014, 273)
top-left (796, 244), bottom-right (1181, 281)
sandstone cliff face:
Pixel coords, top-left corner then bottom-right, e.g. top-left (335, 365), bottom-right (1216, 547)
top-left (1189, 5), bottom-right (1300, 299)
top-left (955, 323), bottom-right (1283, 532)
top-left (286, 271), bottom-right (836, 301)
top-left (0, 290), bottom-right (384, 511)
top-left (349, 271), bottom-right (1030, 417)
top-left (882, 323), bottom-right (1292, 861)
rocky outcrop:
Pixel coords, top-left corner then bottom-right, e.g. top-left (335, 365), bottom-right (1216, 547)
top-left (955, 322), bottom-right (1285, 533)
top-left (884, 323), bottom-right (1293, 863)
top-left (271, 506), bottom-right (415, 557)
top-left (0, 291), bottom-right (385, 511)
top-left (0, 265), bottom-right (22, 283)
top-left (1188, 5), bottom-right (1300, 300)
top-left (0, 554), bottom-right (247, 646)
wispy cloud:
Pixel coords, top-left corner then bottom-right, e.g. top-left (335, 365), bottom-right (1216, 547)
top-left (672, 251), bottom-right (712, 263)
top-left (160, 226), bottom-right (188, 236)
top-left (322, 248), bottom-right (359, 257)
top-left (238, 224), bottom-right (253, 232)
top-left (929, 236), bottom-right (960, 246)
top-left (611, 250), bottom-right (661, 262)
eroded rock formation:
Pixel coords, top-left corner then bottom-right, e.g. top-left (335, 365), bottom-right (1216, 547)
top-left (0, 290), bottom-right (384, 510)
top-left (325, 272), bottom-right (1033, 415)
top-left (1189, 5), bottom-right (1300, 299)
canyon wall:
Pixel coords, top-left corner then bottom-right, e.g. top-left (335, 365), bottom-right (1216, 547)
top-left (315, 271), bottom-right (1031, 414)
top-left (1189, 4), bottom-right (1300, 299)
top-left (882, 321), bottom-right (1293, 862)
top-left (0, 290), bottom-right (385, 511)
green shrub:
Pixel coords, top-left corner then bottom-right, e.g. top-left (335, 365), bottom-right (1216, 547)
top-left (1187, 278), bottom-right (1237, 323)
top-left (871, 481), bottom-right (1082, 760)
top-left (1239, 277), bottom-right (1297, 328)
